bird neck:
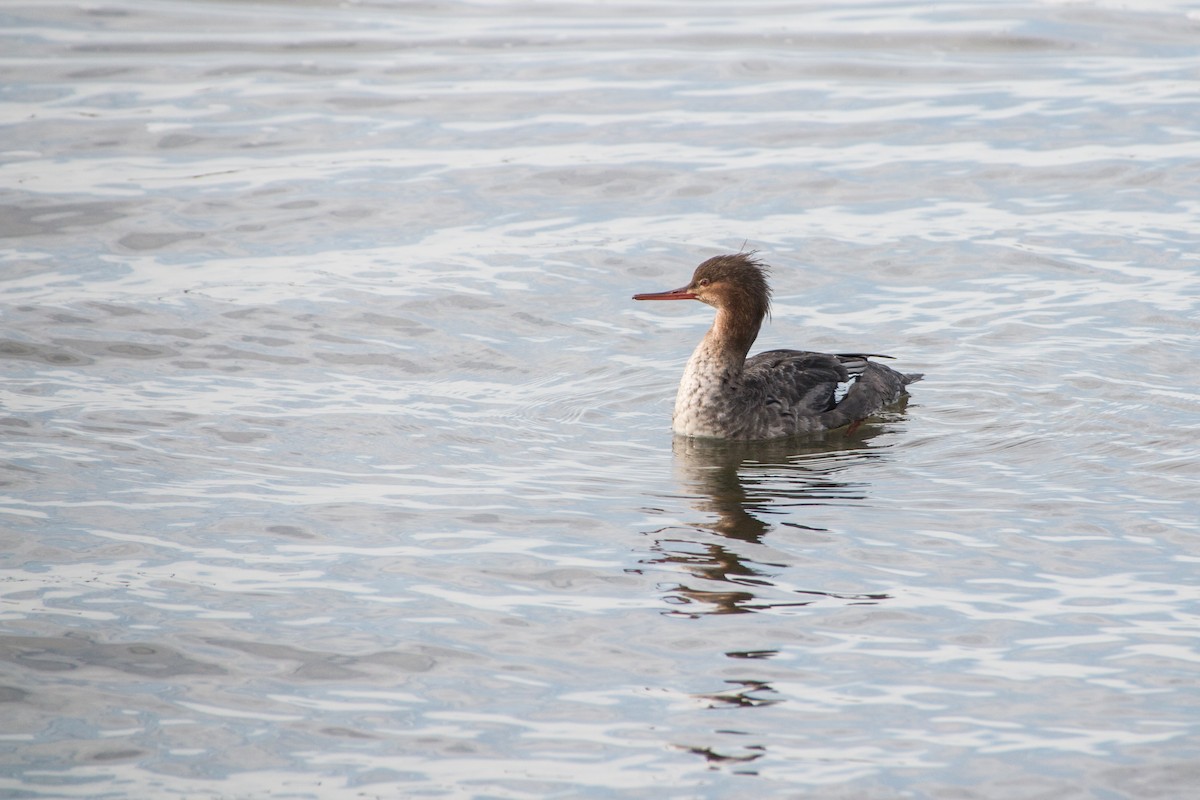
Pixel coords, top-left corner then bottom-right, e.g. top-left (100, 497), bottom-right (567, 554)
top-left (672, 309), bottom-right (762, 436)
top-left (680, 307), bottom-right (762, 390)
top-left (706, 306), bottom-right (762, 366)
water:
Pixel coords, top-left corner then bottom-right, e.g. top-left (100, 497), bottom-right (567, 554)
top-left (2, 0), bottom-right (1199, 797)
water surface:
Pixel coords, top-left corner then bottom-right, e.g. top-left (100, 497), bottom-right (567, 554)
top-left (2, 1), bottom-right (1199, 797)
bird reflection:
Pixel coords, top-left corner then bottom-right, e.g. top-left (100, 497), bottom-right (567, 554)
top-left (682, 743), bottom-right (766, 768)
top-left (642, 414), bottom-right (912, 774)
top-left (645, 412), bottom-right (909, 617)
top-left (695, 679), bottom-right (783, 709)
top-left (672, 431), bottom-right (881, 543)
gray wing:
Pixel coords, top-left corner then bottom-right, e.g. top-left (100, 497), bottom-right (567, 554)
top-left (743, 350), bottom-right (916, 431)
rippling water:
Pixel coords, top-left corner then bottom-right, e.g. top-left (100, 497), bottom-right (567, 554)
top-left (3, 1), bottom-right (1199, 797)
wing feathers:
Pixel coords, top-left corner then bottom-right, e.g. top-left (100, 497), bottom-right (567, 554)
top-left (741, 350), bottom-right (911, 431)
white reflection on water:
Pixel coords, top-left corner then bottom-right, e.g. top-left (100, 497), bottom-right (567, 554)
top-left (7, 140), bottom-right (1200, 199)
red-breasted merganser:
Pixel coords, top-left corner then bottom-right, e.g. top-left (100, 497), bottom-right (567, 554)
top-left (634, 253), bottom-right (922, 440)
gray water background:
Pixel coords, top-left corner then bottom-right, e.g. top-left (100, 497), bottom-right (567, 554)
top-left (2, 1), bottom-right (1199, 797)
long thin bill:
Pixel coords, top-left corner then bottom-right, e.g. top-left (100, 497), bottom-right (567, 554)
top-left (632, 286), bottom-right (696, 301)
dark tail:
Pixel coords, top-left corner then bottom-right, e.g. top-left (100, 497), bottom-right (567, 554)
top-left (819, 362), bottom-right (917, 431)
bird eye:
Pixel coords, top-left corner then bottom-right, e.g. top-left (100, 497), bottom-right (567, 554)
top-left (698, 278), bottom-right (710, 287)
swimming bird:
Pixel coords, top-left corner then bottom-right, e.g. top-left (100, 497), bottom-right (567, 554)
top-left (633, 253), bottom-right (921, 440)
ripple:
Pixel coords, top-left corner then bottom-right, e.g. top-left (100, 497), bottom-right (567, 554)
top-left (3, 0), bottom-right (1200, 797)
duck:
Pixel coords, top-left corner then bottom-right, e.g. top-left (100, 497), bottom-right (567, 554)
top-left (633, 253), bottom-right (921, 440)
